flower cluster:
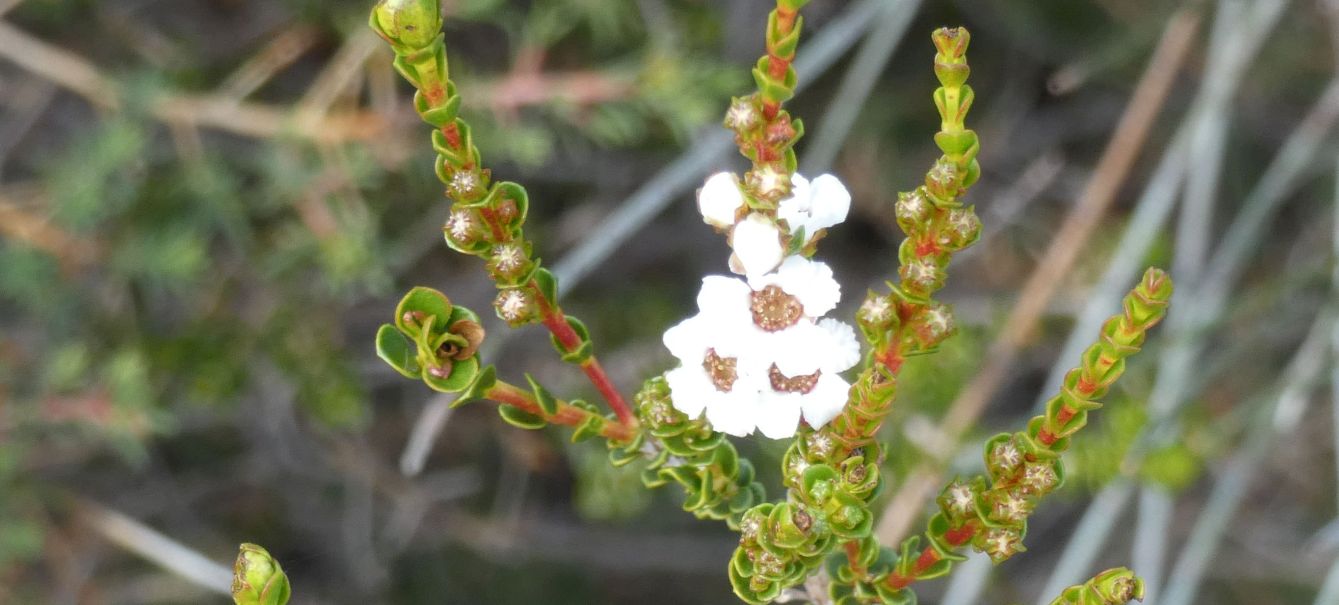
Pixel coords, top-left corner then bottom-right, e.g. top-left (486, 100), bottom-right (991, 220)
top-left (663, 173), bottom-right (860, 438)
top-left (825, 269), bottom-right (1173, 604)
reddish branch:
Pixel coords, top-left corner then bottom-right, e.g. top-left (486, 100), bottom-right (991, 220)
top-left (882, 522), bottom-right (976, 591)
top-left (532, 284), bottom-right (636, 428)
top-left (488, 380), bottom-right (635, 442)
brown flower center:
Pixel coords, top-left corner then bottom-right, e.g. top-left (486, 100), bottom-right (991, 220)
top-left (702, 348), bottom-right (738, 392)
top-left (750, 285), bottom-right (803, 332)
top-left (768, 364), bottom-right (820, 394)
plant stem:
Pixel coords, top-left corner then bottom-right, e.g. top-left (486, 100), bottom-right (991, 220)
top-left (531, 287), bottom-right (635, 426)
top-left (487, 380), bottom-right (636, 442)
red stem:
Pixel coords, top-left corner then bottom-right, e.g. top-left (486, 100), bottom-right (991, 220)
top-left (882, 522), bottom-right (976, 590)
top-left (489, 381), bottom-right (635, 442)
top-left (533, 286), bottom-right (636, 427)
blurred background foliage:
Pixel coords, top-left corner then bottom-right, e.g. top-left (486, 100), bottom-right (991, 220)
top-left (0, 0), bottom-right (1337, 603)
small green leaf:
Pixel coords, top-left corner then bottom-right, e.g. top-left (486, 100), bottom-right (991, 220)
top-left (498, 404), bottom-right (546, 429)
top-left (532, 268), bottom-right (559, 304)
top-left (375, 324), bottom-right (419, 378)
top-left (525, 373), bottom-right (559, 415)
top-left (422, 356), bottom-right (479, 393)
top-left (451, 364), bottom-right (496, 407)
top-left (395, 287), bottom-right (453, 334)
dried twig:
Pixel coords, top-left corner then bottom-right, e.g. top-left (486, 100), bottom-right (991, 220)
top-left (218, 24), bottom-right (320, 102)
top-left (0, 20), bottom-right (386, 143)
top-left (75, 498), bottom-right (233, 595)
top-left (0, 192), bottom-right (98, 269)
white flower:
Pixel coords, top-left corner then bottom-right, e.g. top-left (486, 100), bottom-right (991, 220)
top-left (754, 317), bottom-right (859, 434)
top-left (778, 173), bottom-right (850, 244)
top-left (663, 311), bottom-right (767, 437)
top-left (697, 172), bottom-right (745, 229)
top-left (730, 213), bottom-right (783, 277)
top-left (747, 256), bottom-right (841, 318)
top-left (663, 264), bottom-right (861, 438)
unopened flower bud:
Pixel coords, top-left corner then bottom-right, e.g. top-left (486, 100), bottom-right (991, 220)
top-left (857, 292), bottom-right (897, 333)
top-left (944, 207), bottom-right (981, 249)
top-left (487, 242), bottom-right (532, 282)
top-left (895, 190), bottom-right (933, 232)
top-left (447, 170), bottom-right (485, 201)
top-left (494, 288), bottom-right (535, 325)
top-left (987, 438), bottom-right (1024, 479)
top-left (901, 258), bottom-right (941, 292)
top-left (444, 208), bottom-right (483, 248)
top-left (913, 303), bottom-right (955, 345)
top-left (724, 97), bottom-right (762, 132)
top-left (232, 543), bottom-right (291, 605)
top-left (925, 159), bottom-right (960, 200)
top-left (1093, 569), bottom-right (1145, 603)
top-left (978, 527), bottom-right (1025, 563)
top-left (371, 0), bottom-right (441, 49)
top-left (746, 165), bottom-right (790, 203)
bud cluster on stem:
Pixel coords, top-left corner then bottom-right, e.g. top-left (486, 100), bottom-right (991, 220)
top-left (824, 270), bottom-right (1172, 603)
top-left (369, 0), bottom-right (634, 429)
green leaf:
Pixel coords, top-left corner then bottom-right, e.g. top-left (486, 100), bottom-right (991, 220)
top-left (394, 287), bottom-right (453, 335)
top-left (375, 324), bottom-right (419, 378)
top-left (571, 415), bottom-right (605, 443)
top-left (498, 404), bottom-right (546, 429)
top-left (451, 364), bottom-right (496, 407)
top-left (421, 356), bottom-right (479, 393)
top-left (525, 373), bottom-right (559, 415)
top-left (532, 267), bottom-right (559, 304)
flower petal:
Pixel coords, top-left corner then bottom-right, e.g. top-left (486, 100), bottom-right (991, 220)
top-left (799, 373), bottom-right (851, 429)
top-left (771, 256), bottom-right (841, 317)
top-left (817, 318), bottom-right (862, 372)
top-left (662, 315), bottom-right (707, 362)
top-left (776, 173), bottom-right (813, 235)
top-left (665, 365), bottom-right (710, 417)
top-left (696, 275), bottom-right (752, 325)
top-left (754, 392), bottom-right (803, 439)
top-left (705, 391), bottom-right (758, 437)
top-left (731, 213), bottom-right (784, 277)
top-left (765, 321), bottom-right (827, 376)
top-left (698, 172), bottom-right (745, 228)
top-left (808, 174), bottom-right (851, 232)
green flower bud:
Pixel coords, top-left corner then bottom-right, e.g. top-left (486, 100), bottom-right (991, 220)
top-left (232, 543), bottom-right (291, 605)
top-left (371, 0), bottom-right (441, 49)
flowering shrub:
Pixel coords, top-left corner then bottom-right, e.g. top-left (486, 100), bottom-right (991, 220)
top-left (235, 1), bottom-right (1174, 603)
